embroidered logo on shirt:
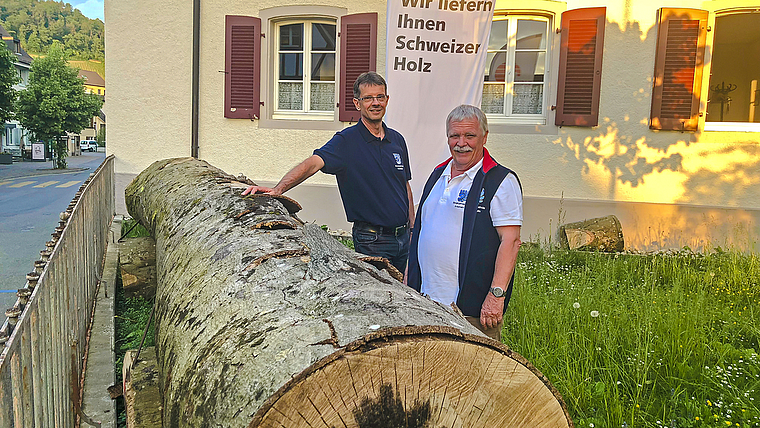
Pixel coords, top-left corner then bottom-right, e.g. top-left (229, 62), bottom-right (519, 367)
top-left (457, 189), bottom-right (468, 202)
top-left (393, 153), bottom-right (402, 164)
top-left (479, 188), bottom-right (485, 203)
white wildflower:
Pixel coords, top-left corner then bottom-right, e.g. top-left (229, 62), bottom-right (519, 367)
top-left (591, 310), bottom-right (600, 318)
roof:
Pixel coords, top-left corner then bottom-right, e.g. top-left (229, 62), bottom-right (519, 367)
top-left (78, 69), bottom-right (105, 87)
top-left (0, 24), bottom-right (33, 66)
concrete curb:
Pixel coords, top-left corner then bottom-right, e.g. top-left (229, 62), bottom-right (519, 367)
top-left (80, 216), bottom-right (120, 427)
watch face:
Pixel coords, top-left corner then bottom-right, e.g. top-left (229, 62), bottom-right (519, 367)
top-left (491, 287), bottom-right (505, 297)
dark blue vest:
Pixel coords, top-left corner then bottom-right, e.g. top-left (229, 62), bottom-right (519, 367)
top-left (408, 152), bottom-right (520, 317)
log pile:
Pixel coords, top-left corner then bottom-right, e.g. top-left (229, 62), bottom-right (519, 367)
top-left (125, 158), bottom-right (573, 428)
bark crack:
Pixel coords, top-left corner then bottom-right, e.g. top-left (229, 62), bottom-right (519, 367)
top-left (310, 318), bottom-right (340, 349)
top-left (244, 249), bottom-right (309, 272)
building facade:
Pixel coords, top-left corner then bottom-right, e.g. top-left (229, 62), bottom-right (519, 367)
top-left (0, 24), bottom-right (32, 157)
top-left (105, 0), bottom-right (760, 251)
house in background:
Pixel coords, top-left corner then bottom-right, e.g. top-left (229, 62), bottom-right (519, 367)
top-left (69, 70), bottom-right (107, 155)
top-left (105, 0), bottom-right (760, 252)
top-left (0, 24), bottom-right (32, 157)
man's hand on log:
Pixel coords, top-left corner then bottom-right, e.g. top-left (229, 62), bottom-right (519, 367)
top-left (242, 185), bottom-right (281, 196)
top-left (480, 294), bottom-right (504, 329)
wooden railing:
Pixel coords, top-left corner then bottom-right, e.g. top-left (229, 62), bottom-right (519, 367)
top-left (0, 155), bottom-right (115, 427)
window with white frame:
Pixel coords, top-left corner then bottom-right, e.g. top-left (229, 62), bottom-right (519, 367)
top-left (705, 11), bottom-right (760, 130)
top-left (274, 20), bottom-right (336, 117)
top-left (482, 15), bottom-right (550, 122)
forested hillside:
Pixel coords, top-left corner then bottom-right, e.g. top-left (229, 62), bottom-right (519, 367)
top-left (0, 0), bottom-right (104, 61)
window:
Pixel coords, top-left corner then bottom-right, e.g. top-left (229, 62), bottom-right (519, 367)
top-left (483, 15), bottom-right (550, 123)
top-left (705, 11), bottom-right (760, 131)
top-left (227, 9), bottom-right (377, 126)
top-left (273, 20), bottom-right (336, 118)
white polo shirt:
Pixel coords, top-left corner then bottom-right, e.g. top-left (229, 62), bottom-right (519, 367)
top-left (417, 159), bottom-right (522, 307)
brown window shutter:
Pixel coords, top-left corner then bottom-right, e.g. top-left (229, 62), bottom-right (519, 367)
top-left (225, 15), bottom-right (261, 119)
top-left (555, 7), bottom-right (606, 127)
top-left (650, 8), bottom-right (707, 131)
top-left (339, 13), bottom-right (377, 122)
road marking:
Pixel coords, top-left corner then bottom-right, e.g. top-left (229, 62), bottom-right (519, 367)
top-left (56, 181), bottom-right (81, 188)
top-left (9, 181), bottom-right (35, 188)
top-left (34, 181), bottom-right (60, 188)
top-left (0, 181), bottom-right (11, 187)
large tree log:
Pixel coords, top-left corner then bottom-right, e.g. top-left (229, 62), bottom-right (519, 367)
top-left (125, 158), bottom-right (574, 428)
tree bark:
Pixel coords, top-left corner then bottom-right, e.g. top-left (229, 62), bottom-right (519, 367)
top-left (125, 158), bottom-right (574, 428)
top-left (558, 215), bottom-right (624, 252)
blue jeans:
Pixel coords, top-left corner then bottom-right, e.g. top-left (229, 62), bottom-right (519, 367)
top-left (352, 225), bottom-right (410, 274)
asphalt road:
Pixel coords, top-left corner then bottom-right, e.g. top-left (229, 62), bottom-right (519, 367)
top-left (0, 151), bottom-right (106, 311)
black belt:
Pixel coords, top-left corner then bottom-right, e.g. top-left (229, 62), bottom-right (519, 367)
top-left (354, 221), bottom-right (408, 236)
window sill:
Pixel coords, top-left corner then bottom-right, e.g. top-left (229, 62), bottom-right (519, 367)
top-left (258, 115), bottom-right (346, 131)
top-left (487, 117), bottom-right (558, 135)
top-left (704, 122), bottom-right (760, 133)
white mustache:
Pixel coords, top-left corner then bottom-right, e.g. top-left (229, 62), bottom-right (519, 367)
top-left (453, 146), bottom-right (473, 153)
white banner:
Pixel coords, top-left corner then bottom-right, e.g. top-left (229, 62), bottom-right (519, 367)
top-left (385, 0), bottom-right (494, 203)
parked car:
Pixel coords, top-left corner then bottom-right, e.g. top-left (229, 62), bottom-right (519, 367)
top-left (80, 140), bottom-right (98, 152)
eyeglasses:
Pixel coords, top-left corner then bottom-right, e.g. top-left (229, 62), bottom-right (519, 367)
top-left (356, 94), bottom-right (388, 103)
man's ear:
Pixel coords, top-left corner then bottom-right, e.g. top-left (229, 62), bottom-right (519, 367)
top-left (353, 98), bottom-right (361, 111)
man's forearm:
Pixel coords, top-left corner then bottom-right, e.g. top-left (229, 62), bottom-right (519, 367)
top-left (272, 155), bottom-right (324, 194)
top-left (490, 226), bottom-right (521, 290)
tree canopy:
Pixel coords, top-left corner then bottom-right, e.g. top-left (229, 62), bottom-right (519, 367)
top-left (0, 47), bottom-right (18, 125)
top-left (16, 43), bottom-right (102, 167)
top-left (0, 0), bottom-right (104, 61)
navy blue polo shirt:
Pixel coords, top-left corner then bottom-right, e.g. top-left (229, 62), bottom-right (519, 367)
top-left (314, 120), bottom-right (411, 228)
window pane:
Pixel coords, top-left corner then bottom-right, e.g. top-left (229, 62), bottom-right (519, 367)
top-left (278, 82), bottom-right (303, 110)
top-left (706, 13), bottom-right (760, 123)
top-left (280, 23), bottom-right (303, 51)
top-left (484, 52), bottom-right (507, 82)
top-left (311, 53), bottom-right (335, 81)
top-left (488, 19), bottom-right (508, 51)
top-left (312, 23), bottom-right (336, 51)
top-left (516, 20), bottom-right (546, 50)
top-left (514, 52), bottom-right (545, 82)
top-left (279, 53), bottom-right (303, 80)
top-left (511, 84), bottom-right (543, 114)
top-left (310, 82), bottom-right (335, 111)
top-left (482, 84), bottom-right (505, 114)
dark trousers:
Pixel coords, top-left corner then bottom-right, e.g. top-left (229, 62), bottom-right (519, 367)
top-left (352, 223), bottom-right (410, 274)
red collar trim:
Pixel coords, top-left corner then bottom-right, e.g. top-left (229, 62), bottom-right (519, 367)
top-left (482, 148), bottom-right (497, 173)
top-left (435, 148), bottom-right (497, 172)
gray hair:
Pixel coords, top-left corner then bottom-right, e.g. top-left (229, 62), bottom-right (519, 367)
top-left (446, 104), bottom-right (488, 135)
top-left (353, 72), bottom-right (387, 99)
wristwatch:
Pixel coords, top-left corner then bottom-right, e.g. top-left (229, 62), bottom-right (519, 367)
top-left (489, 286), bottom-right (506, 298)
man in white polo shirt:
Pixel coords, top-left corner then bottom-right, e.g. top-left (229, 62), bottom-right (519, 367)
top-left (406, 105), bottom-right (522, 340)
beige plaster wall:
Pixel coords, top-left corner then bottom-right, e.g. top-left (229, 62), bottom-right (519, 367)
top-left (104, 0), bottom-right (193, 174)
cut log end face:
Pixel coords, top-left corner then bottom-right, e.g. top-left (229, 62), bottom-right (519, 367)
top-left (250, 334), bottom-right (572, 428)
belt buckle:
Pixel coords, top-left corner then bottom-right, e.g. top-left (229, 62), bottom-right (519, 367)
top-left (394, 225), bottom-right (406, 236)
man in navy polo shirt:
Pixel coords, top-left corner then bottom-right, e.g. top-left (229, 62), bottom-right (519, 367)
top-left (242, 72), bottom-right (414, 274)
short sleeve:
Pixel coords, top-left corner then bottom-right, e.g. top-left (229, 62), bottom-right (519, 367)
top-left (313, 133), bottom-right (346, 175)
top-left (401, 136), bottom-right (412, 181)
top-left (490, 173), bottom-right (523, 227)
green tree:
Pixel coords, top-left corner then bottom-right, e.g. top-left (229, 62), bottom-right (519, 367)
top-left (0, 47), bottom-right (19, 125)
top-left (95, 125), bottom-right (105, 147)
top-left (16, 43), bottom-right (102, 168)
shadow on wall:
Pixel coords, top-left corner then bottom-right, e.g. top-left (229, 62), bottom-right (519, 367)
top-left (536, 18), bottom-right (760, 251)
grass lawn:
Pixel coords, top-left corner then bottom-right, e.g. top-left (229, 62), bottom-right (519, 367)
top-left (505, 245), bottom-right (759, 427)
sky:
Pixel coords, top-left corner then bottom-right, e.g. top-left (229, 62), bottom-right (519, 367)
top-left (69, 0), bottom-right (104, 22)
